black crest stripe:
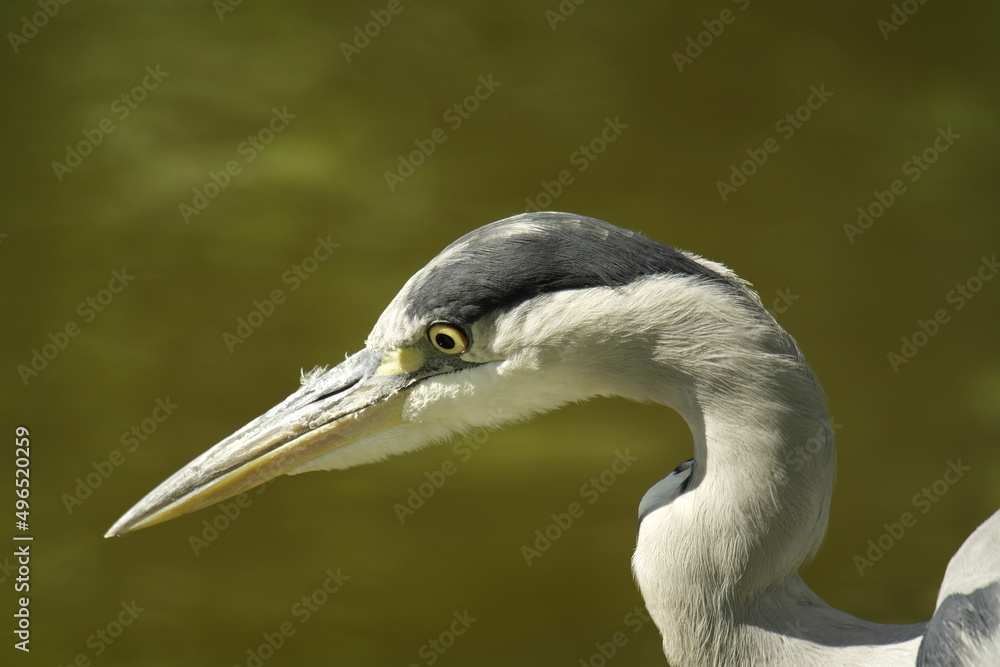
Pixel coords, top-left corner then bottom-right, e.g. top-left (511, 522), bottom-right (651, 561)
top-left (404, 212), bottom-right (731, 325)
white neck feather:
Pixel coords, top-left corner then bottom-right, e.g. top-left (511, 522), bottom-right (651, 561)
top-left (614, 275), bottom-right (927, 666)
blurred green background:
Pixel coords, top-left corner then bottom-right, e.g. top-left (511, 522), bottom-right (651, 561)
top-left (2, 1), bottom-right (999, 665)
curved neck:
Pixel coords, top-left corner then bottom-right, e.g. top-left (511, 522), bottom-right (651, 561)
top-left (661, 344), bottom-right (837, 597)
top-left (482, 273), bottom-right (928, 663)
top-left (625, 280), bottom-right (926, 665)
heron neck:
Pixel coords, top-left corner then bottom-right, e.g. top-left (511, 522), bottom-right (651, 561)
top-left (685, 344), bottom-right (835, 593)
top-left (635, 325), bottom-right (927, 665)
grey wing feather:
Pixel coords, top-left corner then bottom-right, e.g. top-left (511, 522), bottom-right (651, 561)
top-left (917, 510), bottom-right (1000, 666)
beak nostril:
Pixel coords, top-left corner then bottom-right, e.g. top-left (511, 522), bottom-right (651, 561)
top-left (309, 377), bottom-right (362, 405)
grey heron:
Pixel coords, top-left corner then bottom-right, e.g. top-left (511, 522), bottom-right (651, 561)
top-left (107, 212), bottom-right (1000, 666)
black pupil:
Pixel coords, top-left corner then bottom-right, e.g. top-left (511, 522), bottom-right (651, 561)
top-left (435, 333), bottom-right (456, 349)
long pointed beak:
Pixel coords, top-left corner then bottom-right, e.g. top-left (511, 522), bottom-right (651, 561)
top-left (105, 348), bottom-right (407, 537)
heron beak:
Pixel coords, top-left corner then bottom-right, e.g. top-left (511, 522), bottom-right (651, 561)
top-left (105, 348), bottom-right (411, 537)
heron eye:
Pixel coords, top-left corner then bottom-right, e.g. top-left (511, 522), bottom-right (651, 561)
top-left (428, 323), bottom-right (468, 354)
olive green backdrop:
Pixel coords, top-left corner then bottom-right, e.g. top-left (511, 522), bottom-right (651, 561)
top-left (2, 1), bottom-right (999, 665)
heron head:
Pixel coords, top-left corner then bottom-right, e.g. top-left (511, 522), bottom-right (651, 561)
top-left (106, 212), bottom-right (739, 537)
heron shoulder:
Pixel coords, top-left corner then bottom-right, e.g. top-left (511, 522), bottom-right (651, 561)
top-left (918, 509), bottom-right (1000, 665)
